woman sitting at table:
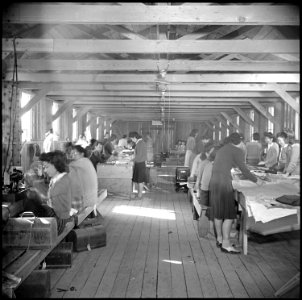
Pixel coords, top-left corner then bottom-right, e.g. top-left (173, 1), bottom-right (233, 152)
top-left (89, 141), bottom-right (106, 171)
top-left (209, 133), bottom-right (265, 254)
top-left (68, 145), bottom-right (98, 211)
top-left (284, 129), bottom-right (300, 176)
top-left (24, 150), bottom-right (72, 235)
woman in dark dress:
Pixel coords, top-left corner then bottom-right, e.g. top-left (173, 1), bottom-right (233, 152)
top-left (209, 133), bottom-right (265, 254)
top-left (129, 131), bottom-right (147, 199)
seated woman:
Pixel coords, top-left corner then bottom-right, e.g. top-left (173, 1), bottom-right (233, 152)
top-left (68, 145), bottom-right (98, 211)
top-left (89, 141), bottom-right (106, 171)
top-left (24, 150), bottom-right (72, 235)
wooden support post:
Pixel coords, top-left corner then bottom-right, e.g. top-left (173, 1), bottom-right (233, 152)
top-left (2, 83), bottom-right (22, 172)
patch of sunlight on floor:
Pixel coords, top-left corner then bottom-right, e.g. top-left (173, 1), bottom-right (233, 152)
top-left (112, 205), bottom-right (176, 220)
top-left (162, 259), bottom-right (182, 265)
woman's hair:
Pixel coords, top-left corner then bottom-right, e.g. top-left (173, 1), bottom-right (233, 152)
top-left (252, 132), bottom-right (260, 141)
top-left (89, 138), bottom-right (97, 146)
top-left (72, 145), bottom-right (87, 157)
top-left (189, 129), bottom-right (198, 137)
top-left (263, 131), bottom-right (275, 140)
top-left (284, 128), bottom-right (296, 145)
top-left (129, 131), bottom-right (140, 139)
top-left (122, 134), bottom-right (127, 139)
top-left (200, 141), bottom-right (215, 161)
top-left (208, 147), bottom-right (218, 162)
top-left (39, 150), bottom-right (67, 173)
top-left (110, 134), bottom-right (117, 141)
top-left (276, 131), bottom-right (288, 140)
top-left (228, 132), bottom-right (242, 145)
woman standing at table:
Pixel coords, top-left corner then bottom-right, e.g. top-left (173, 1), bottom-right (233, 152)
top-left (129, 131), bottom-right (147, 199)
top-left (284, 129), bottom-right (300, 176)
top-left (209, 133), bottom-right (264, 254)
top-left (258, 132), bottom-right (279, 169)
top-left (184, 129), bottom-right (198, 170)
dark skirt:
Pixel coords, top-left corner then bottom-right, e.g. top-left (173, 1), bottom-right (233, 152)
top-left (199, 189), bottom-right (212, 220)
top-left (132, 161), bottom-right (147, 183)
top-left (209, 174), bottom-right (237, 220)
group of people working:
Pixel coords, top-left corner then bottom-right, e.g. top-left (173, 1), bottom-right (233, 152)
top-left (185, 128), bottom-right (300, 254)
top-left (25, 131), bottom-right (152, 235)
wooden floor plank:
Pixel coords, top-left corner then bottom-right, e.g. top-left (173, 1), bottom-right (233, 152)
top-left (176, 191), bottom-right (233, 298)
top-left (141, 192), bottom-right (161, 298)
top-left (109, 197), bottom-right (150, 298)
top-left (226, 250), bottom-right (264, 298)
top-left (174, 191), bottom-right (205, 298)
top-left (78, 197), bottom-right (135, 298)
top-left (125, 194), bottom-right (155, 298)
top-left (156, 187), bottom-right (173, 298)
top-left (94, 198), bottom-right (145, 298)
top-left (166, 189), bottom-right (188, 298)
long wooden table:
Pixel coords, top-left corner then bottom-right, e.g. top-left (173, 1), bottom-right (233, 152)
top-left (2, 189), bottom-right (107, 297)
top-left (233, 178), bottom-right (300, 255)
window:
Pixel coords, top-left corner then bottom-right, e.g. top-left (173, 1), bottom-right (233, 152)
top-left (213, 125), bottom-right (215, 140)
top-left (235, 115), bottom-right (240, 133)
top-left (72, 108), bottom-right (78, 142)
top-left (226, 120), bottom-right (230, 136)
top-left (294, 97), bottom-right (299, 140)
top-left (52, 101), bottom-right (59, 137)
top-left (20, 92), bottom-right (32, 142)
top-left (96, 117), bottom-right (100, 140)
top-left (85, 113), bottom-right (91, 142)
top-left (103, 120), bottom-right (107, 136)
top-left (267, 106), bottom-right (274, 133)
top-left (218, 122), bottom-right (221, 141)
top-left (249, 109), bottom-right (255, 141)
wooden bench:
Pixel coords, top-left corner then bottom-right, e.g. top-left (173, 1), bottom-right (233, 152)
top-left (2, 189), bottom-right (107, 297)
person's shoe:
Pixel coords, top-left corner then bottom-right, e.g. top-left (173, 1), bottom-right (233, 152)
top-left (221, 246), bottom-right (241, 254)
top-left (216, 241), bottom-right (222, 248)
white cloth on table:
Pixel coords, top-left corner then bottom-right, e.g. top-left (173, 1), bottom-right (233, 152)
top-left (233, 180), bottom-right (299, 223)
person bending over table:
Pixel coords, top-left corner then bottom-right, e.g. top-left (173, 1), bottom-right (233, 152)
top-left (209, 133), bottom-right (265, 254)
top-left (24, 151), bottom-right (72, 235)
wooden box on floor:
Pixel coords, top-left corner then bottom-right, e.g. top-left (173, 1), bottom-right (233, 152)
top-left (14, 270), bottom-right (51, 298)
top-left (66, 224), bottom-right (106, 252)
top-left (44, 242), bottom-right (73, 269)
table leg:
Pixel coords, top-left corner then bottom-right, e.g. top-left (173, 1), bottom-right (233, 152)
top-left (239, 208), bottom-right (248, 255)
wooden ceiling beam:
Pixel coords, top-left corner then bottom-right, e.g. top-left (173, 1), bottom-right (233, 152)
top-left (273, 83), bottom-right (299, 114)
top-left (4, 4), bottom-right (299, 25)
top-left (233, 107), bottom-right (256, 127)
top-left (3, 39), bottom-right (299, 54)
top-left (17, 82), bottom-right (300, 92)
top-left (20, 86), bottom-right (50, 116)
top-left (48, 96), bottom-right (280, 102)
top-left (8, 59), bottom-right (299, 72)
top-left (7, 73), bottom-right (299, 83)
top-left (52, 100), bottom-right (76, 122)
top-left (220, 112), bottom-right (241, 131)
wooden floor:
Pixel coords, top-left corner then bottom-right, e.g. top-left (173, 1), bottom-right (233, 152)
top-left (49, 166), bottom-right (300, 298)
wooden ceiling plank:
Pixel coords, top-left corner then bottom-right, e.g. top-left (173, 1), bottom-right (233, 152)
top-left (10, 59), bottom-right (299, 72)
top-left (249, 99), bottom-right (277, 124)
top-left (3, 39), bottom-right (299, 54)
top-left (17, 83), bottom-right (300, 92)
top-left (220, 112), bottom-right (241, 131)
top-left (52, 100), bottom-right (76, 122)
top-left (20, 86), bottom-right (50, 116)
top-left (233, 107), bottom-right (255, 127)
top-left (4, 4), bottom-right (299, 25)
top-left (6, 73), bottom-right (299, 83)
top-left (272, 54), bottom-right (300, 62)
top-left (273, 84), bottom-right (300, 113)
